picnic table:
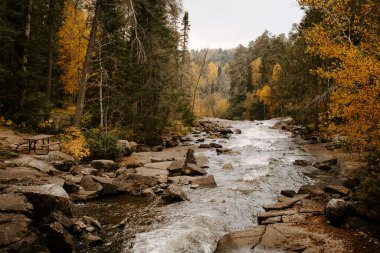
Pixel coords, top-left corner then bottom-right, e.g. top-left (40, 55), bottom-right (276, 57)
top-left (16, 134), bottom-right (61, 154)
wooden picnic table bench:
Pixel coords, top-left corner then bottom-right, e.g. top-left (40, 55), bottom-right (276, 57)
top-left (16, 134), bottom-right (61, 155)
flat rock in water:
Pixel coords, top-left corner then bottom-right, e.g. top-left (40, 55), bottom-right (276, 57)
top-left (195, 155), bottom-right (209, 168)
top-left (182, 163), bottom-right (207, 176)
top-left (167, 160), bottom-right (185, 175)
top-left (253, 223), bottom-right (345, 252)
top-left (162, 184), bottom-right (189, 203)
top-left (280, 190), bottom-right (297, 198)
top-left (325, 185), bottom-right (352, 196)
top-left (167, 176), bottom-right (194, 185)
top-left (190, 175), bottom-right (217, 188)
top-left (257, 209), bottom-right (299, 224)
top-left (215, 226), bottom-right (266, 253)
top-left (293, 160), bottom-right (311, 166)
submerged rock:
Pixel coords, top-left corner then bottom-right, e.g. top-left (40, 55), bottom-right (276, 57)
top-left (162, 184), bottom-right (189, 203)
top-left (182, 163), bottom-right (207, 176)
top-left (190, 175), bottom-right (217, 188)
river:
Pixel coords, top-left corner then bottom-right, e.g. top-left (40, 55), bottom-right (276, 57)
top-left (76, 118), bottom-right (317, 253)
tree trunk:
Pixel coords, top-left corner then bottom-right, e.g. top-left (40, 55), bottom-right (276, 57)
top-left (20, 0), bottom-right (33, 109)
top-left (47, 0), bottom-right (54, 102)
top-left (192, 49), bottom-right (208, 113)
top-left (99, 41), bottom-right (104, 128)
top-left (74, 0), bottom-right (101, 127)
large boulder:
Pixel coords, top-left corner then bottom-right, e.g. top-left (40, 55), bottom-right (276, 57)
top-left (80, 175), bottom-right (103, 193)
top-left (90, 160), bottom-right (116, 171)
top-left (0, 213), bottom-right (38, 252)
top-left (45, 222), bottom-right (75, 253)
top-left (25, 158), bottom-right (60, 174)
top-left (113, 174), bottom-right (158, 194)
top-left (35, 151), bottom-right (75, 172)
top-left (91, 176), bottom-right (116, 194)
top-left (117, 140), bottom-right (132, 157)
top-left (5, 184), bottom-right (74, 218)
top-left (325, 199), bottom-right (349, 225)
top-left (162, 184), bottom-right (189, 203)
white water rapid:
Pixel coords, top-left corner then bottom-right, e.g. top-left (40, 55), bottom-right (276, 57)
top-left (130, 119), bottom-right (316, 253)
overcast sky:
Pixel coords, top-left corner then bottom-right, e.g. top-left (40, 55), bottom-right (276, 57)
top-left (182, 0), bottom-right (305, 49)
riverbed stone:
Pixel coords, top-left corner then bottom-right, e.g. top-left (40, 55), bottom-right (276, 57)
top-left (113, 174), bottom-right (158, 194)
top-left (293, 159), bottom-right (311, 166)
top-left (216, 148), bottom-right (233, 155)
top-left (325, 199), bottom-right (349, 225)
top-left (298, 184), bottom-right (325, 196)
top-left (45, 221), bottom-right (75, 253)
top-left (210, 143), bottom-right (223, 148)
top-left (162, 184), bottom-right (189, 203)
top-left (0, 166), bottom-right (45, 184)
top-left (280, 190), bottom-right (297, 198)
top-left (325, 185), bottom-right (352, 196)
top-left (90, 160), bottom-right (116, 171)
top-left (215, 226), bottom-right (266, 253)
top-left (117, 140), bottom-right (132, 157)
top-left (300, 199), bottom-right (324, 214)
top-left (5, 184), bottom-right (74, 218)
top-left (0, 193), bottom-right (33, 215)
top-left (35, 151), bottom-right (75, 172)
top-left (222, 163), bottom-right (234, 170)
top-left (91, 176), bottom-right (116, 194)
top-left (63, 179), bottom-right (80, 193)
top-left (167, 160), bottom-right (185, 176)
top-left (190, 175), bottom-right (217, 188)
top-left (70, 190), bottom-right (99, 202)
top-left (182, 163), bottom-right (207, 176)
top-left (313, 158), bottom-right (338, 171)
top-left (25, 158), bottom-right (61, 174)
top-left (80, 175), bottom-right (103, 192)
top-left (199, 144), bottom-right (211, 149)
top-left (257, 208), bottom-right (299, 224)
top-left (167, 176), bottom-right (193, 185)
top-left (135, 167), bottom-right (169, 178)
top-left (0, 213), bottom-right (38, 252)
top-left (144, 161), bottom-right (173, 170)
top-left (185, 149), bottom-right (196, 164)
top-left (81, 233), bottom-right (104, 247)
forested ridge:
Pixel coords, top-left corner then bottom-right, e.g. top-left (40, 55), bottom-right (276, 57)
top-left (0, 0), bottom-right (379, 156)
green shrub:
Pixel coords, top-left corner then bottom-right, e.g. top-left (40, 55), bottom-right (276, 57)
top-left (355, 165), bottom-right (380, 222)
top-left (85, 129), bottom-right (120, 160)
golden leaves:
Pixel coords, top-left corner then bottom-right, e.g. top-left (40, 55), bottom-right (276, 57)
top-left (57, 1), bottom-right (90, 94)
top-left (300, 0), bottom-right (380, 151)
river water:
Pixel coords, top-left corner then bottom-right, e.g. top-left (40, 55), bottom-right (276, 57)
top-left (76, 118), bottom-right (318, 253)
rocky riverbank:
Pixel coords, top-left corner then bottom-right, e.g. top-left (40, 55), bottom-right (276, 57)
top-left (0, 121), bottom-right (238, 252)
top-left (215, 118), bottom-right (380, 252)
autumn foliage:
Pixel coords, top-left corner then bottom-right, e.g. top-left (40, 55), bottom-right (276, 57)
top-left (299, 0), bottom-right (380, 152)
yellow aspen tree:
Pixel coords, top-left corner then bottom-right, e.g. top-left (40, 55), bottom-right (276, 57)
top-left (256, 85), bottom-right (271, 107)
top-left (250, 58), bottom-right (262, 88)
top-left (298, 0), bottom-right (380, 151)
top-left (57, 1), bottom-right (89, 95)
